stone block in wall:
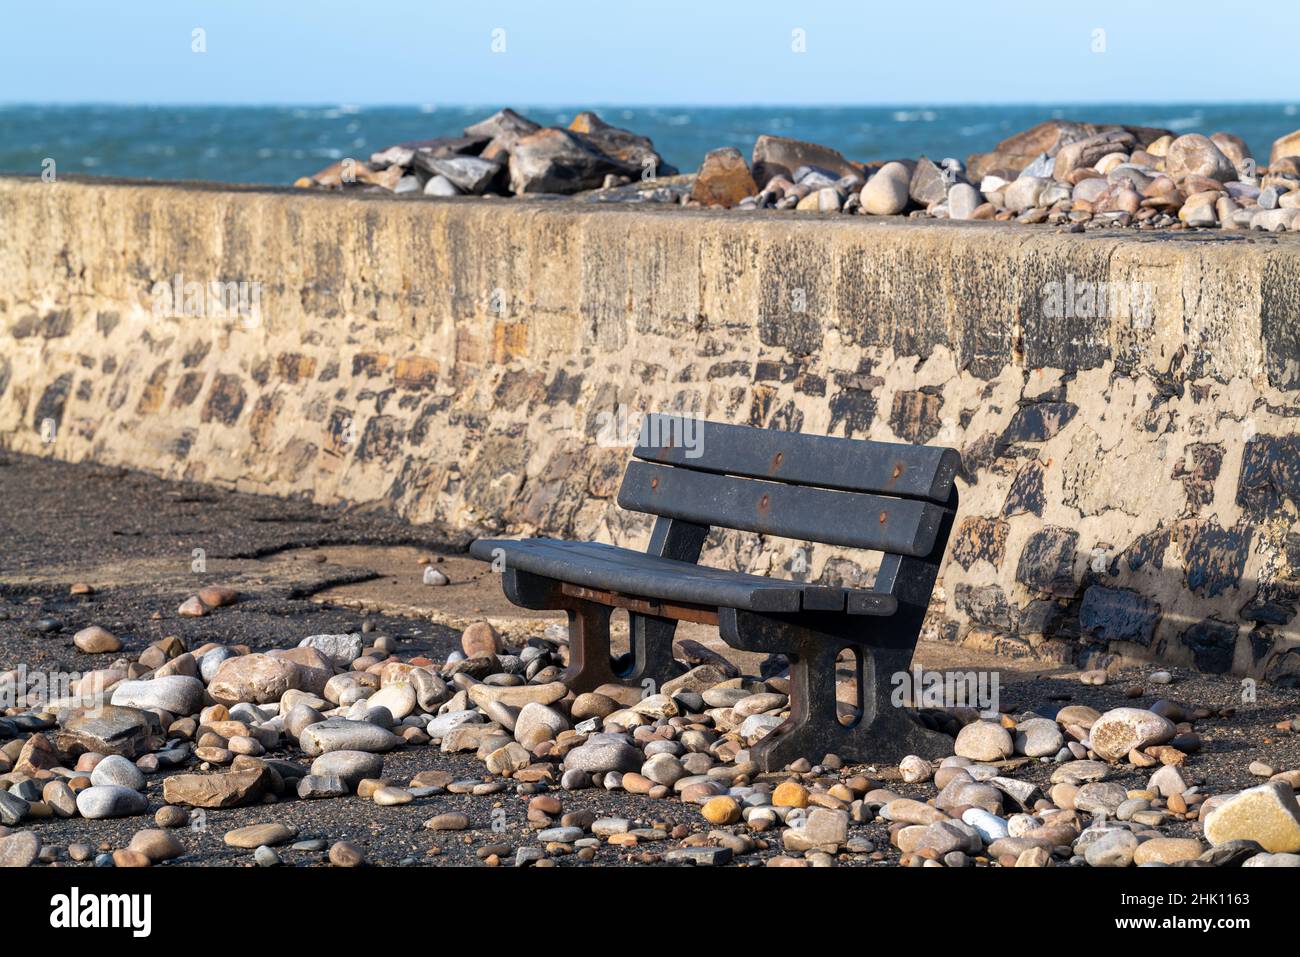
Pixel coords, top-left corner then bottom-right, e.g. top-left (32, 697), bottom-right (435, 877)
top-left (1015, 526), bottom-right (1080, 599)
top-left (1079, 585), bottom-right (1160, 646)
top-left (950, 516), bottom-right (1009, 571)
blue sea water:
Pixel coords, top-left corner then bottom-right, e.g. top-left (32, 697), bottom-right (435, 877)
top-left (1, 103), bottom-right (1297, 186)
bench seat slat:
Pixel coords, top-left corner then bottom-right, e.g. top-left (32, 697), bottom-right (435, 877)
top-left (617, 461), bottom-right (947, 558)
top-left (471, 538), bottom-right (803, 611)
top-left (469, 538), bottom-right (898, 616)
top-left (634, 413), bottom-right (960, 503)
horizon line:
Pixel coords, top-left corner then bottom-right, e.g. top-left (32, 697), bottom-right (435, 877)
top-left (2, 99), bottom-right (1298, 111)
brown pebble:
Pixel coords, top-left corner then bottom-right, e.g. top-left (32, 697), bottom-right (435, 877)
top-left (154, 805), bottom-right (189, 829)
top-left (328, 841), bottom-right (365, 867)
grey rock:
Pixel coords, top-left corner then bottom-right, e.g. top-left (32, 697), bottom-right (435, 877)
top-left (309, 750), bottom-right (384, 789)
top-left (414, 155), bottom-right (501, 194)
top-left (56, 705), bottom-right (160, 758)
top-left (423, 175), bottom-right (460, 197)
top-left (1085, 828), bottom-right (1138, 867)
top-left (76, 785), bottom-right (148, 819)
top-left (298, 718), bottom-right (402, 756)
top-left (254, 845), bottom-right (282, 866)
top-left (199, 646), bottom-right (236, 683)
top-left (1075, 782), bottom-right (1129, 817)
top-left (1200, 839), bottom-right (1264, 867)
top-left (90, 754), bottom-right (146, 791)
top-left (665, 846), bottom-right (732, 866)
top-left (948, 183), bottom-right (981, 220)
top-left (110, 676), bottom-right (205, 716)
top-left (1015, 718), bottom-right (1065, 757)
top-left (0, 791), bottom-right (29, 825)
top-left (297, 774), bottom-right (348, 800)
top-left (1243, 852), bottom-right (1300, 867)
top-left (425, 710), bottom-right (484, 740)
top-left (537, 826), bottom-right (584, 843)
top-left (562, 734), bottom-right (643, 774)
top-left (0, 831), bottom-right (40, 867)
top-left (298, 633), bottom-right (363, 668)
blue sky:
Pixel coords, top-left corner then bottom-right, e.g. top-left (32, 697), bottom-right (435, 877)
top-left (0, 1), bottom-right (1294, 106)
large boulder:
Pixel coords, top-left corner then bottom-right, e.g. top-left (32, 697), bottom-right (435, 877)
top-left (465, 107), bottom-right (541, 161)
top-left (569, 111), bottom-right (667, 175)
top-left (298, 718), bottom-right (403, 757)
top-left (162, 767), bottom-right (276, 809)
top-left (208, 654), bottom-right (301, 705)
top-left (110, 675), bottom-right (206, 716)
top-left (507, 128), bottom-right (634, 194)
top-left (1052, 130), bottom-right (1136, 180)
top-left (1204, 781), bottom-right (1300, 853)
top-left (860, 162), bottom-right (911, 215)
top-left (412, 154), bottom-right (503, 194)
top-left (56, 705), bottom-right (161, 758)
top-left (1089, 707), bottom-right (1176, 761)
top-left (1270, 129), bottom-right (1300, 167)
top-left (691, 148), bottom-right (757, 207)
top-left (1165, 134), bottom-right (1237, 183)
top-left (750, 134), bottom-right (860, 189)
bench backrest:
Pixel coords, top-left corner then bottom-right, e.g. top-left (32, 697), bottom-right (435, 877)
top-left (616, 413), bottom-right (960, 560)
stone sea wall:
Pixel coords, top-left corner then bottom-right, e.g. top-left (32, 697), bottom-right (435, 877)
top-left (3, 175), bottom-right (1300, 681)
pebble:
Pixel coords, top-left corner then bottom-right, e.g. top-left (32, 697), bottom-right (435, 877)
top-left (460, 621), bottom-right (502, 657)
top-left (328, 841), bottom-right (365, 867)
top-left (1084, 828), bottom-right (1138, 867)
top-left (1088, 708), bottom-right (1176, 761)
top-left (74, 625), bottom-right (122, 654)
top-left (0, 830), bottom-right (40, 867)
top-left (665, 846), bottom-right (732, 866)
top-left (155, 805), bottom-right (189, 828)
top-left (110, 675), bottom-right (206, 715)
top-left (299, 719), bottom-right (403, 756)
top-left (129, 829), bottom-right (185, 862)
top-left (1015, 718), bottom-right (1064, 758)
top-left (860, 162), bottom-right (911, 215)
top-left (298, 774), bottom-right (348, 799)
top-left (90, 754), bottom-right (146, 791)
top-left (899, 755), bottom-right (933, 783)
top-left (1132, 837), bottom-right (1205, 865)
top-left (255, 845), bottom-right (282, 866)
top-left (225, 823), bottom-right (295, 848)
top-left (702, 796), bottom-right (741, 825)
top-left (426, 813), bottom-right (470, 831)
top-left (562, 735), bottom-right (643, 774)
top-left (76, 785), bottom-right (148, 819)
top-left (954, 720), bottom-right (1014, 761)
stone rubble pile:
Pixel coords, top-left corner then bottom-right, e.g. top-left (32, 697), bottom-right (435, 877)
top-left (694, 121), bottom-right (1300, 232)
top-left (294, 108), bottom-right (678, 199)
top-left (2, 591), bottom-right (1299, 867)
top-left (296, 110), bottom-right (1300, 232)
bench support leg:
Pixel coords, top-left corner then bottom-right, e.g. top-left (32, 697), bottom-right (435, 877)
top-left (616, 613), bottom-right (686, 691)
top-left (559, 602), bottom-right (620, 694)
top-left (719, 609), bottom-right (951, 772)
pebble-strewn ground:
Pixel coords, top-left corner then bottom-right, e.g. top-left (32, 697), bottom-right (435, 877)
top-left (1, 452), bottom-right (1298, 868)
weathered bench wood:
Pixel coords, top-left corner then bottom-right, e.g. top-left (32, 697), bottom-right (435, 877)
top-left (470, 412), bottom-right (960, 770)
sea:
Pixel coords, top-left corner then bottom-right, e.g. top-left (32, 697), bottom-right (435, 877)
top-left (0, 103), bottom-right (1296, 186)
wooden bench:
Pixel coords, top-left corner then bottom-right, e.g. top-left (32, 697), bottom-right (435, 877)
top-left (470, 413), bottom-right (960, 770)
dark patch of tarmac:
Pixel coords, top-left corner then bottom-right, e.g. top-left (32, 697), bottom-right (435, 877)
top-left (2, 451), bottom-right (1299, 867)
